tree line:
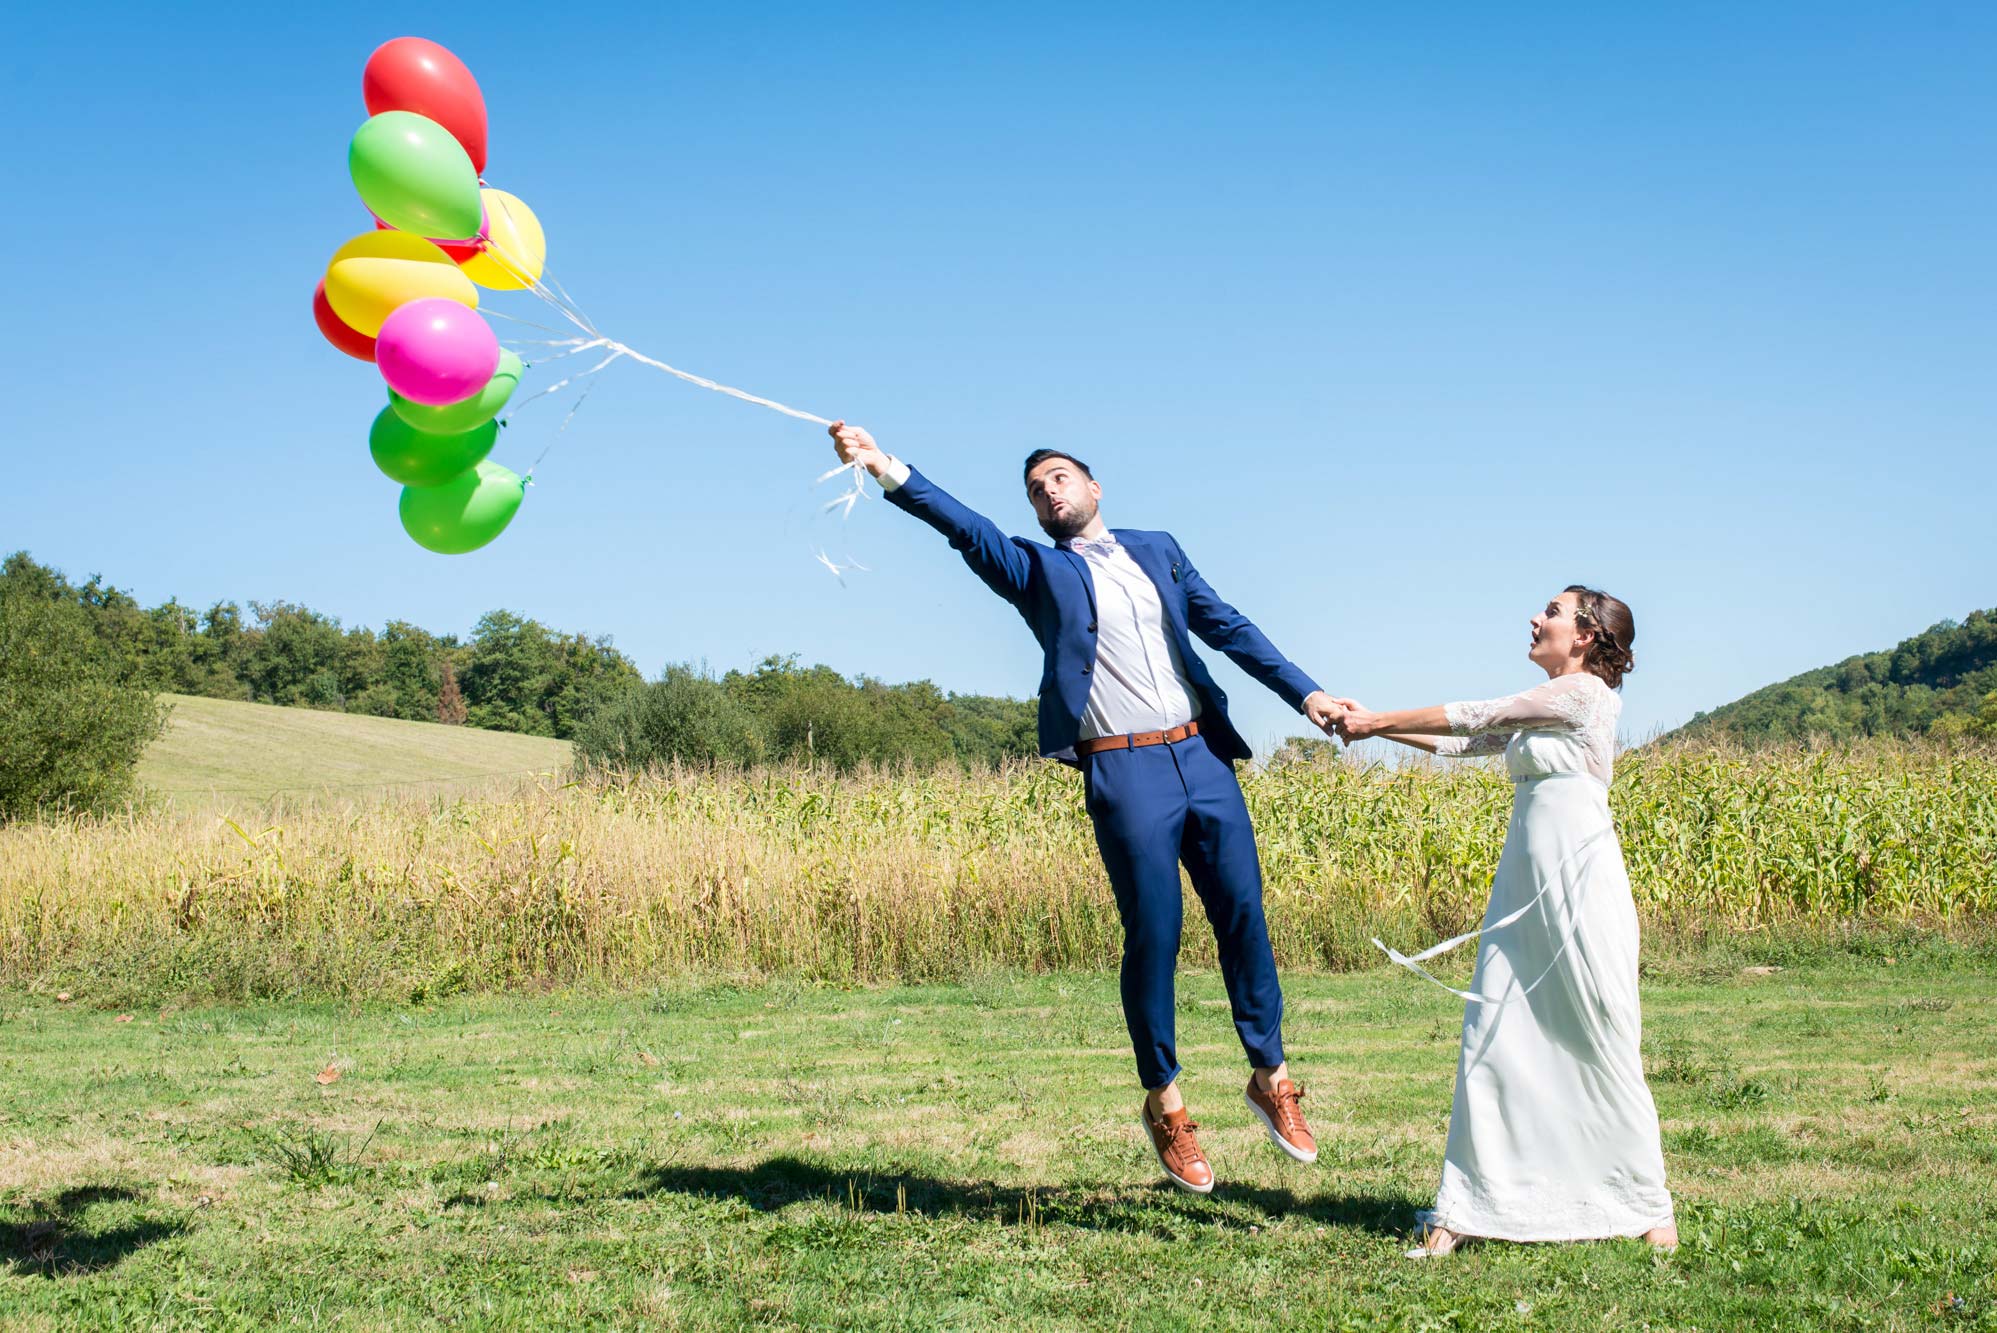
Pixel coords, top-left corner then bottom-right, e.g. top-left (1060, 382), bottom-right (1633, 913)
top-left (1673, 609), bottom-right (1997, 743)
top-left (570, 658), bottom-right (1037, 773)
top-left (1, 551), bottom-right (637, 738)
top-left (1, 550), bottom-right (1038, 819)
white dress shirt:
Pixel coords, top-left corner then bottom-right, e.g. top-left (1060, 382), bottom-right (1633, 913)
top-left (879, 457), bottom-right (1201, 740)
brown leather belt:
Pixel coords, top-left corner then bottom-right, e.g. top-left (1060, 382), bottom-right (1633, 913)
top-left (1075, 720), bottom-right (1200, 757)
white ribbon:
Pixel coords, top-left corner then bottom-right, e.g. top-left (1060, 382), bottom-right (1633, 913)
top-left (1372, 799), bottom-right (1611, 1006)
top-left (468, 198), bottom-right (869, 572)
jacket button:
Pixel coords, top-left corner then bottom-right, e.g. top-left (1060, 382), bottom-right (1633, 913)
top-left (1081, 664), bottom-right (1092, 675)
top-left (1087, 622), bottom-right (1098, 633)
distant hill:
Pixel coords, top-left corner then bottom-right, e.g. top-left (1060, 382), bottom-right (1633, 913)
top-left (1671, 609), bottom-right (1997, 743)
top-left (140, 694), bottom-right (572, 810)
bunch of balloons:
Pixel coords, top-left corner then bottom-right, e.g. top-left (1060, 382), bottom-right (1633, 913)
top-left (312, 38), bottom-right (550, 554)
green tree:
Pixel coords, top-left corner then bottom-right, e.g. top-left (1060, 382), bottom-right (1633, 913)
top-left (940, 692), bottom-right (1038, 768)
top-left (242, 602), bottom-right (349, 708)
top-left (462, 610), bottom-right (560, 735)
top-left (573, 666), bottom-right (763, 769)
top-left (378, 620), bottom-right (446, 721)
top-left (190, 602), bottom-right (254, 700)
top-left (1263, 735), bottom-right (1341, 770)
top-left (728, 656), bottom-right (956, 772)
top-left (545, 631), bottom-right (645, 739)
top-left (340, 625), bottom-right (388, 705)
top-left (0, 579), bottom-right (170, 820)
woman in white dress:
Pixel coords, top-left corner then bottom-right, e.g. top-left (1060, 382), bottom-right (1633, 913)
top-left (1334, 586), bottom-right (1677, 1256)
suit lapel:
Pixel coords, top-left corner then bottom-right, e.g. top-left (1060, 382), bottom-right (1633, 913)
top-left (1057, 546), bottom-right (1097, 619)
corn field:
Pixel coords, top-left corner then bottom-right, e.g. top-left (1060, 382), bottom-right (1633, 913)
top-left (2, 743), bottom-right (1991, 1001)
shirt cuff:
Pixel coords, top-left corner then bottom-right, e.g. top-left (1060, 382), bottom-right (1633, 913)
top-left (880, 457), bottom-right (911, 491)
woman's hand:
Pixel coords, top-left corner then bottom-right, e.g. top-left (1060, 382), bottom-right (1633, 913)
top-left (1337, 705), bottom-right (1388, 743)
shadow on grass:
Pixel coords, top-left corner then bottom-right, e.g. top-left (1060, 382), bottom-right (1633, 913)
top-left (623, 1155), bottom-right (1412, 1237)
top-left (1, 1185), bottom-right (188, 1278)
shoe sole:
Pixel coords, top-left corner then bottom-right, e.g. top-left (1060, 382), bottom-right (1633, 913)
top-left (1244, 1089), bottom-right (1319, 1164)
top-left (1137, 1114), bottom-right (1214, 1195)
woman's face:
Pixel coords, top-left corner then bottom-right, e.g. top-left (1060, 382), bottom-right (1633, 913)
top-left (1528, 591), bottom-right (1593, 674)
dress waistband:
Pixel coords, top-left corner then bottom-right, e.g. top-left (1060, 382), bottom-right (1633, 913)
top-left (1511, 771), bottom-right (1603, 787)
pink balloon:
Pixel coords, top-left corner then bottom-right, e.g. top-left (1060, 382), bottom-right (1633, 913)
top-left (375, 299), bottom-right (501, 405)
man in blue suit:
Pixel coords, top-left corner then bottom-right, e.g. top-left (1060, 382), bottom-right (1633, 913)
top-left (830, 421), bottom-right (1343, 1194)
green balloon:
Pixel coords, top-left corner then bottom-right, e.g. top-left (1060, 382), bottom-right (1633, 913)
top-left (390, 349), bottom-right (522, 433)
top-left (368, 407), bottom-right (496, 488)
top-left (349, 110), bottom-right (482, 240)
top-left (399, 461), bottom-right (526, 555)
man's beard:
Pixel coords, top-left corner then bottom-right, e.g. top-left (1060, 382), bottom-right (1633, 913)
top-left (1038, 499), bottom-right (1098, 541)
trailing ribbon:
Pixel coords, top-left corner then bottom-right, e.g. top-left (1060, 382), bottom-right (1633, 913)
top-left (1371, 807), bottom-right (1613, 1006)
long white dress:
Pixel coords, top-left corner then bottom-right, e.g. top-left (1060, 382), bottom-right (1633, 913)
top-left (1385, 672), bottom-right (1675, 1242)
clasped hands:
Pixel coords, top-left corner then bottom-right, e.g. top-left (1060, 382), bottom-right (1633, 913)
top-left (1302, 692), bottom-right (1387, 744)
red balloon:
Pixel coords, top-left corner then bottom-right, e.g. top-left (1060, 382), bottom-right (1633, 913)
top-left (374, 213), bottom-right (485, 264)
top-left (312, 279), bottom-right (377, 361)
top-left (362, 37), bottom-right (489, 175)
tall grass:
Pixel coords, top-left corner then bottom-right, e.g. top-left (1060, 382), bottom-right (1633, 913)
top-left (2, 742), bottom-right (1991, 1001)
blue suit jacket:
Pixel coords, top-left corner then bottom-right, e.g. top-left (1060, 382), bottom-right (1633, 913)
top-left (884, 467), bottom-right (1321, 765)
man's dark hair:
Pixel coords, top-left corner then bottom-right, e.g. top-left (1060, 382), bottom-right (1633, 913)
top-left (1022, 450), bottom-right (1094, 490)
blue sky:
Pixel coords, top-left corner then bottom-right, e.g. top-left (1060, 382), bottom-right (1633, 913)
top-left (5, 3), bottom-right (1992, 751)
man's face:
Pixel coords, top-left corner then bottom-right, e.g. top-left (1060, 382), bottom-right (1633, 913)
top-left (1026, 457), bottom-right (1102, 540)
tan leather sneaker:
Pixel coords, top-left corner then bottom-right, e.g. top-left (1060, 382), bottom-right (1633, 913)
top-left (1140, 1101), bottom-right (1214, 1194)
top-left (1245, 1076), bottom-right (1317, 1163)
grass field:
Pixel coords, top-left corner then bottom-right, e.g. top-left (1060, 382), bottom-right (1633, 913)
top-left (2, 957), bottom-right (1993, 1329)
top-left (137, 695), bottom-right (572, 811)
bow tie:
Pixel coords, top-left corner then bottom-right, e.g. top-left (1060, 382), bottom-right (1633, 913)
top-left (1065, 535), bottom-right (1118, 555)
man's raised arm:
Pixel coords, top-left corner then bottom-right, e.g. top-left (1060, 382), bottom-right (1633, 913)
top-left (829, 421), bottom-right (1032, 603)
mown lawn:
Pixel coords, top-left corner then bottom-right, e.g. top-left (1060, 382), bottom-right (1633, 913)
top-left (2, 958), bottom-right (1993, 1330)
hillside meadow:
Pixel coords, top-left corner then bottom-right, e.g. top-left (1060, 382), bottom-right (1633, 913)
top-left (136, 694), bottom-right (573, 812)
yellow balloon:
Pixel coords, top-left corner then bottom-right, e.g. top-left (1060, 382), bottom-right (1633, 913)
top-left (323, 230), bottom-right (479, 336)
top-left (461, 188), bottom-right (547, 291)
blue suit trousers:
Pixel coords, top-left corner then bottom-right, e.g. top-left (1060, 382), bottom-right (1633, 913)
top-left (1082, 732), bottom-right (1285, 1089)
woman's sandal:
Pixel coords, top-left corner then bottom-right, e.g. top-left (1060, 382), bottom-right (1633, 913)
top-left (1404, 1225), bottom-right (1473, 1259)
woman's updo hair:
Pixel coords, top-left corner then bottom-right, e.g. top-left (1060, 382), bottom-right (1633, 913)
top-left (1565, 585), bottom-right (1636, 689)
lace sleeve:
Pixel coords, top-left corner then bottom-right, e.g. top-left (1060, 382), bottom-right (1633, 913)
top-left (1443, 673), bottom-right (1605, 736)
top-left (1433, 733), bottom-right (1509, 758)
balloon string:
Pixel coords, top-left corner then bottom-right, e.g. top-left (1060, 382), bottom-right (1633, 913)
top-left (522, 372), bottom-right (606, 482)
top-left (508, 337), bottom-right (609, 365)
top-left (481, 307), bottom-right (572, 335)
top-left (590, 339), bottom-right (833, 426)
top-left (478, 190), bottom-right (836, 426)
top-left (489, 211), bottom-right (601, 338)
top-left (499, 344), bottom-right (621, 423)
top-left (475, 189), bottom-right (868, 547)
